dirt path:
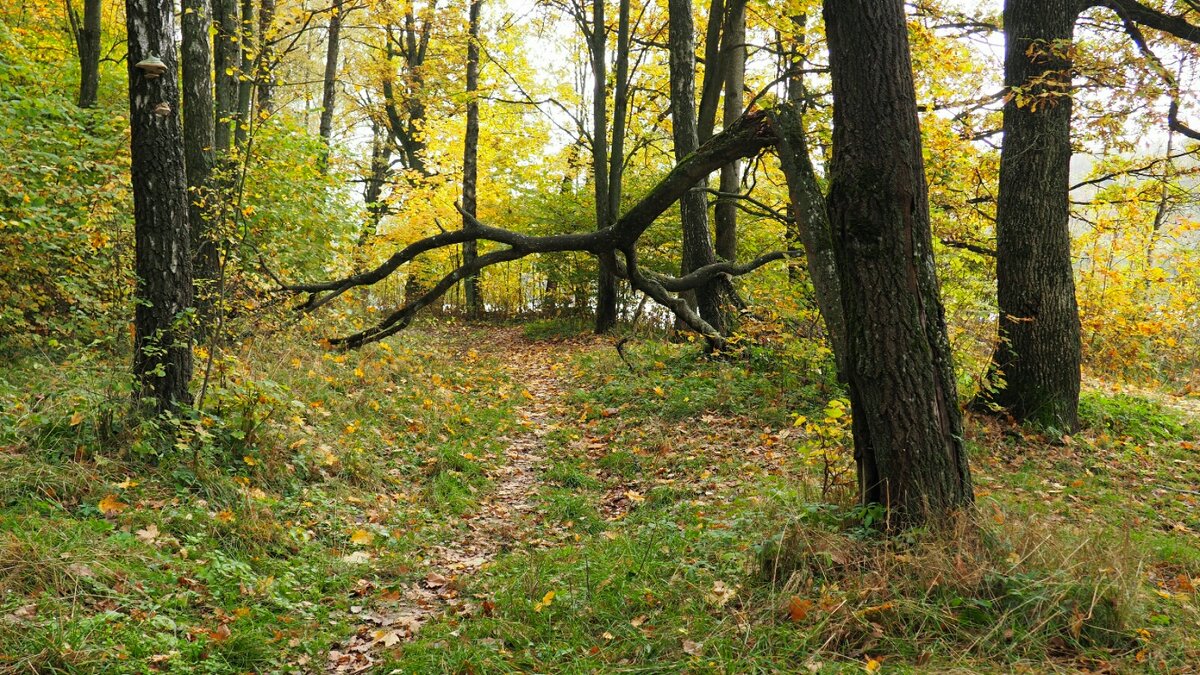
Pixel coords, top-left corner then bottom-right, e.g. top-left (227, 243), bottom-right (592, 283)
top-left (327, 330), bottom-right (594, 673)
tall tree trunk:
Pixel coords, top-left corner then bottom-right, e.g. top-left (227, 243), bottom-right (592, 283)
top-left (126, 0), bottom-right (194, 413)
top-left (234, 0), bottom-right (255, 147)
top-left (823, 0), bottom-right (972, 525)
top-left (591, 0), bottom-right (619, 334)
top-left (769, 105), bottom-right (847, 382)
top-left (181, 0), bottom-right (219, 329)
top-left (318, 0), bottom-right (342, 169)
top-left (213, 0), bottom-right (240, 154)
top-left (462, 0), bottom-right (483, 317)
top-left (714, 0), bottom-right (744, 261)
top-left (696, 0), bottom-right (725, 143)
top-left (984, 0), bottom-right (1082, 430)
top-left (67, 0), bottom-right (102, 107)
top-left (256, 0), bottom-right (276, 113)
top-left (668, 0), bottom-right (725, 334)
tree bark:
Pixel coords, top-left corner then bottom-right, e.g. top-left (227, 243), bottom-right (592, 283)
top-left (983, 0), bottom-right (1082, 430)
top-left (768, 104), bottom-right (847, 382)
top-left (590, 0), bottom-right (619, 334)
top-left (180, 0), bottom-right (219, 328)
top-left (462, 0), bottom-right (483, 317)
top-left (67, 0), bottom-right (102, 107)
top-left (318, 0), bottom-right (342, 169)
top-left (213, 0), bottom-right (240, 154)
top-left (823, 0), bottom-right (972, 525)
top-left (256, 0), bottom-right (276, 114)
top-left (668, 0), bottom-right (726, 334)
top-left (234, 0), bottom-right (256, 147)
top-left (126, 0), bottom-right (195, 413)
top-left (714, 0), bottom-right (744, 262)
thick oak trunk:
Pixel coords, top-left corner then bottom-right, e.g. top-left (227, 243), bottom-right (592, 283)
top-left (126, 0), bottom-right (194, 413)
top-left (985, 0), bottom-right (1082, 430)
top-left (823, 0), bottom-right (972, 525)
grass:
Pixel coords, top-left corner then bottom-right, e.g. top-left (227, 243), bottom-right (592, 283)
top-left (1, 319), bottom-right (1198, 672)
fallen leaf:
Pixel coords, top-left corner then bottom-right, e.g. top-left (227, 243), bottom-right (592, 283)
top-left (788, 596), bottom-right (813, 622)
top-left (350, 529), bottom-right (375, 546)
top-left (865, 657), bottom-right (881, 673)
top-left (209, 624), bottom-right (232, 642)
top-left (342, 551), bottom-right (372, 564)
top-left (136, 524), bottom-right (160, 545)
top-left (69, 411), bottom-right (84, 426)
top-left (682, 639), bottom-right (702, 655)
top-left (98, 494), bottom-right (127, 515)
top-left (630, 614), bottom-right (646, 627)
top-left (534, 590), bottom-right (556, 612)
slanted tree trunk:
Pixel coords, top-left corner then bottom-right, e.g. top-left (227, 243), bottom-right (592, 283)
top-left (67, 0), bottom-right (102, 107)
top-left (318, 0), bottom-right (342, 169)
top-left (126, 0), bottom-right (194, 413)
top-left (823, 0), bottom-right (973, 525)
top-left (180, 0), bottom-right (219, 329)
top-left (668, 0), bottom-right (726, 334)
top-left (983, 0), bottom-right (1081, 430)
top-left (769, 105), bottom-right (847, 381)
top-left (462, 0), bottom-right (483, 317)
top-left (714, 0), bottom-right (744, 262)
top-left (213, 0), bottom-right (240, 154)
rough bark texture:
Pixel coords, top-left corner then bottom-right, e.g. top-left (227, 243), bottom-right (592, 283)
top-left (668, 0), bottom-right (725, 334)
top-left (256, 0), bottom-right (276, 113)
top-left (180, 0), bottom-right (219, 323)
top-left (213, 0), bottom-right (240, 154)
top-left (462, 0), bottom-right (482, 317)
top-left (768, 104), bottom-right (847, 381)
top-left (126, 0), bottom-right (194, 413)
top-left (68, 0), bottom-right (102, 107)
top-left (591, 0), bottom-right (618, 333)
top-left (234, 0), bottom-right (255, 147)
top-left (714, 0), bottom-right (745, 261)
top-left (823, 0), bottom-right (972, 525)
top-left (318, 0), bottom-right (342, 168)
top-left (985, 0), bottom-right (1082, 430)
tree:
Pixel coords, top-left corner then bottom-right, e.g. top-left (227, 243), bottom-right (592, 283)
top-left (714, 0), bottom-right (745, 262)
top-left (668, 0), bottom-right (728, 334)
top-left (823, 0), bottom-right (973, 524)
top-left (213, 0), bottom-right (240, 154)
top-left (66, 0), bottom-right (102, 108)
top-left (126, 0), bottom-right (194, 413)
top-left (983, 0), bottom-right (1200, 430)
top-left (318, 0), bottom-right (343, 169)
top-left (181, 0), bottom-right (219, 323)
top-left (462, 0), bottom-right (483, 316)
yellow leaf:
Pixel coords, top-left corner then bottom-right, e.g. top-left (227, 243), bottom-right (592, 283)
top-left (534, 590), bottom-right (556, 611)
top-left (98, 494), bottom-right (128, 515)
top-left (865, 658), bottom-right (881, 673)
top-left (243, 455), bottom-right (258, 466)
top-left (653, 386), bottom-right (665, 397)
top-left (215, 510), bottom-right (235, 523)
top-left (350, 529), bottom-right (375, 546)
top-left (69, 411), bottom-right (84, 426)
top-left (625, 490), bottom-right (645, 503)
top-left (115, 478), bottom-right (139, 489)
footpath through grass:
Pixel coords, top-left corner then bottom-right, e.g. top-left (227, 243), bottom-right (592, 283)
top-left (1, 320), bottom-right (1198, 673)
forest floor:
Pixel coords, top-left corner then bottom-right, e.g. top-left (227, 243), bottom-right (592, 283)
top-left (1, 320), bottom-right (1199, 673)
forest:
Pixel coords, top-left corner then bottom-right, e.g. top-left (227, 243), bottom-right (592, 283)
top-left (1, 0), bottom-right (1199, 671)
